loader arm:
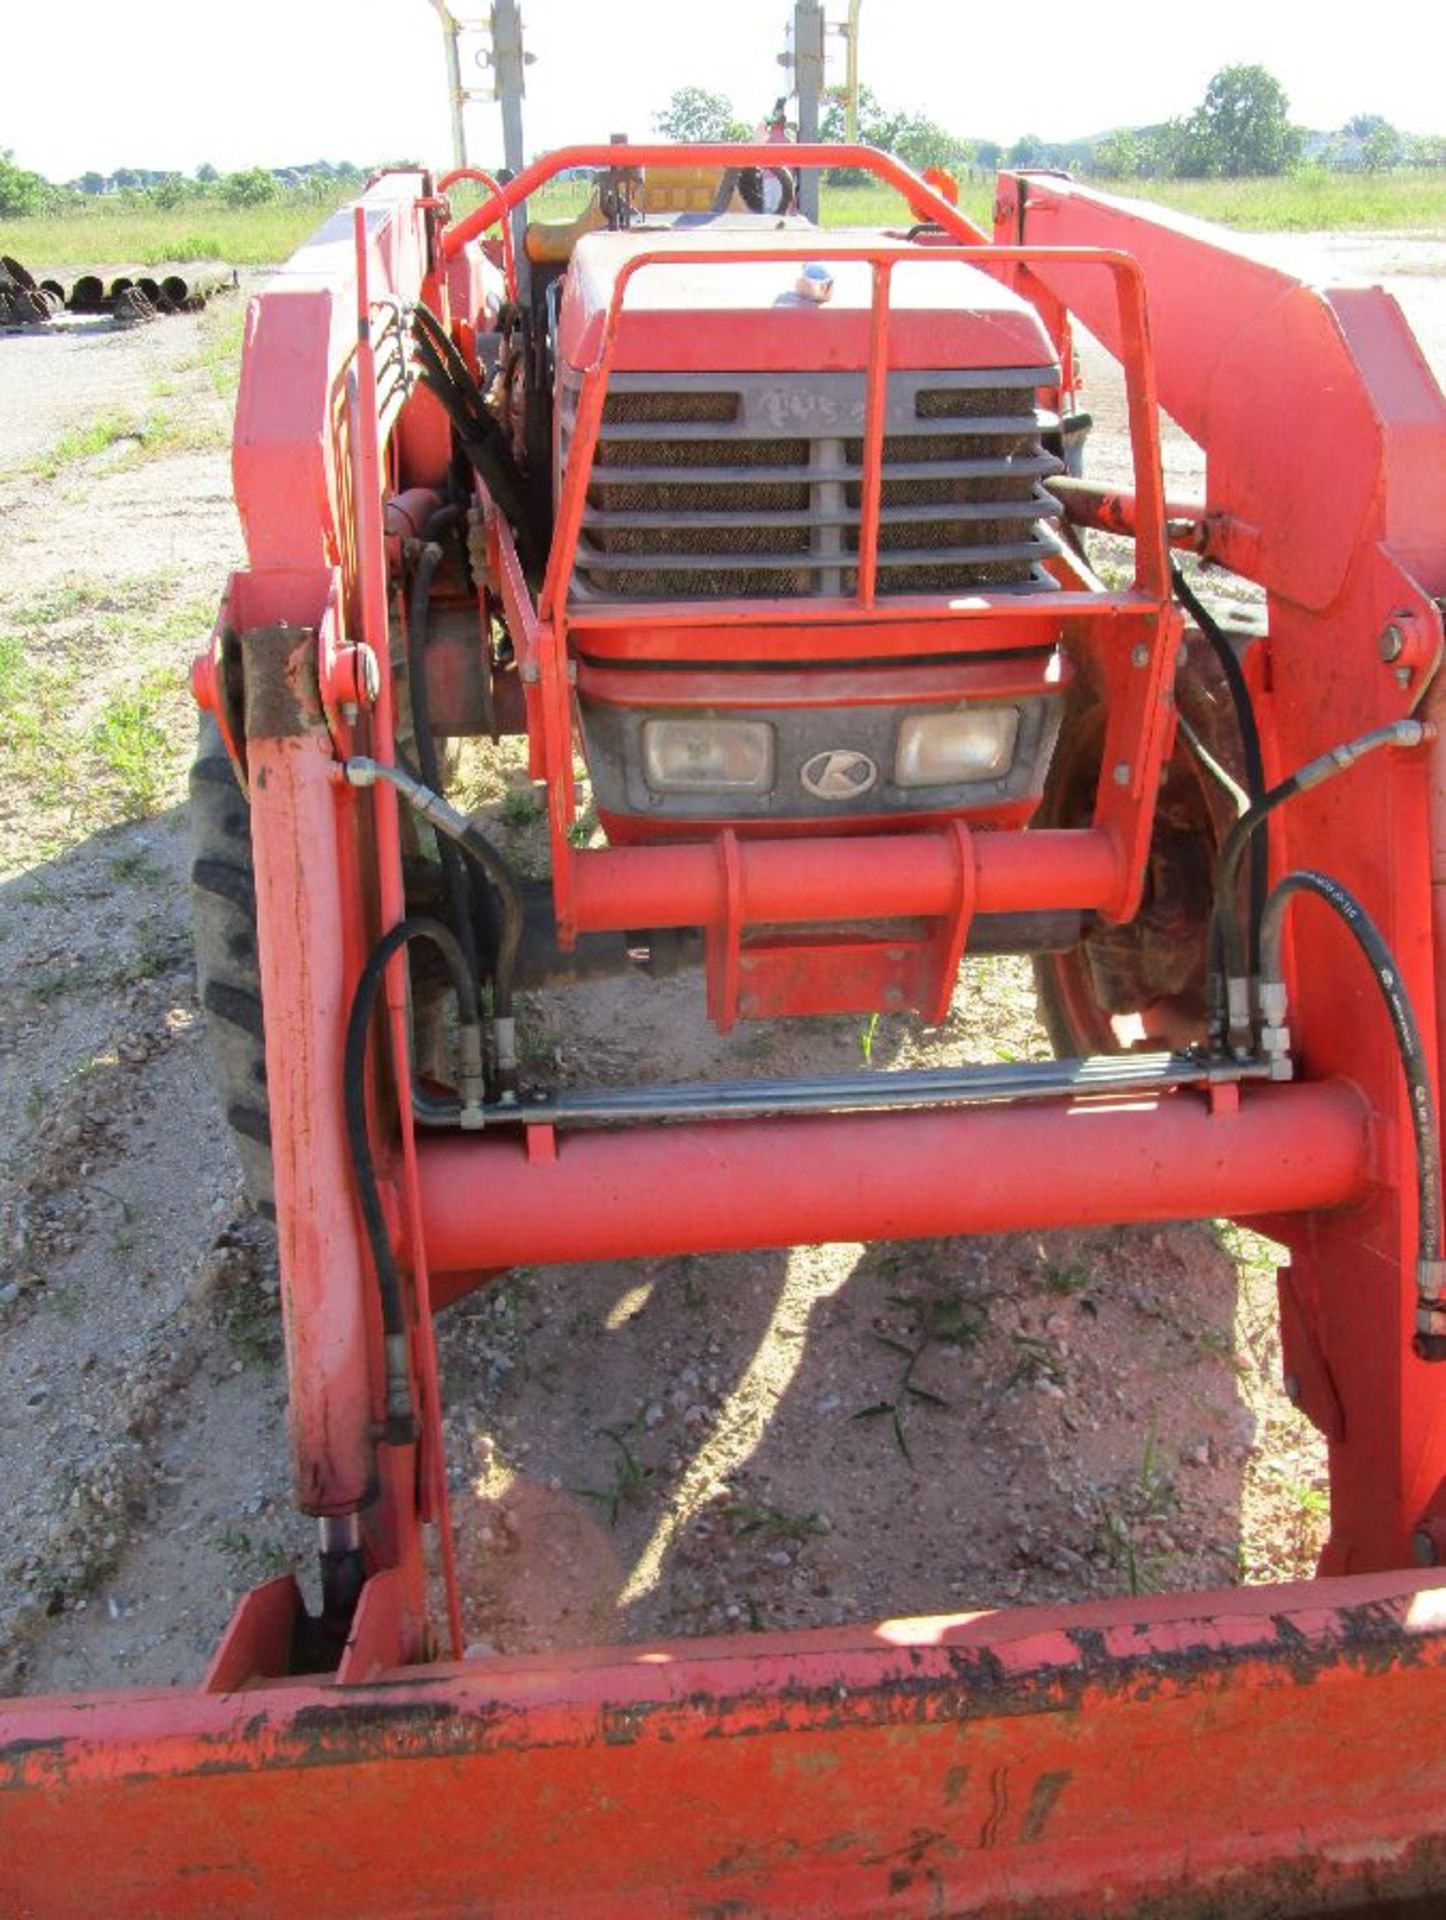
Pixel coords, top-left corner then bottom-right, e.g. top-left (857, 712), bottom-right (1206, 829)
top-left (998, 170), bottom-right (1446, 1578)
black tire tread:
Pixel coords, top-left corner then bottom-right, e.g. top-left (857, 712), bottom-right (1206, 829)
top-left (190, 715), bottom-right (274, 1212)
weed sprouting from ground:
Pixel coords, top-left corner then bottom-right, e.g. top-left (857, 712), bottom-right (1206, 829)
top-left (719, 1499), bottom-right (826, 1543)
top-left (853, 1288), bottom-right (978, 1466)
top-left (91, 678), bottom-right (172, 820)
top-left (36, 413), bottom-right (143, 480)
top-left (0, 575), bottom-right (216, 856)
top-left (573, 1422), bottom-right (655, 1528)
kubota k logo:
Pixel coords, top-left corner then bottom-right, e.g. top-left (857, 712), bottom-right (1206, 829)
top-left (801, 749), bottom-right (878, 799)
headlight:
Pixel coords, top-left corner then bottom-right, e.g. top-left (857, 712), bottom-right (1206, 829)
top-left (895, 706), bottom-right (1020, 787)
top-left (642, 717), bottom-right (775, 794)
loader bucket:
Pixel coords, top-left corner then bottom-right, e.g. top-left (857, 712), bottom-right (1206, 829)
top-left (4, 1570), bottom-right (1445, 1917)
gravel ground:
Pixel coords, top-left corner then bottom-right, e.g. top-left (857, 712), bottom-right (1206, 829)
top-left (0, 230), bottom-right (1441, 1694)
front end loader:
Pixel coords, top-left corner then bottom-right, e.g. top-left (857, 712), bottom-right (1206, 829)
top-left (3, 144), bottom-right (1445, 1916)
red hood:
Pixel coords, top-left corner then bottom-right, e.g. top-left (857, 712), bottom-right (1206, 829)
top-left (557, 227), bottom-right (1058, 376)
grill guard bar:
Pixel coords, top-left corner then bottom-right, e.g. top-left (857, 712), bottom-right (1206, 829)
top-left (541, 243), bottom-right (1169, 622)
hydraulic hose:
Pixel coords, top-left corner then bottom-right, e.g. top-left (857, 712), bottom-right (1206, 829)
top-left (413, 298), bottom-right (484, 403)
top-left (344, 915), bottom-right (481, 1420)
top-left (1171, 565), bottom-right (1267, 983)
top-left (1257, 869), bottom-right (1445, 1360)
top-left (406, 539), bottom-right (481, 990)
top-left (409, 305), bottom-right (545, 584)
top-left (344, 756), bottom-right (525, 1084)
top-left (1208, 718), bottom-right (1430, 1050)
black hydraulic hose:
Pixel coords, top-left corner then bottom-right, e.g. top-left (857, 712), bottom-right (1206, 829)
top-left (344, 758), bottom-right (524, 1023)
top-left (1209, 719), bottom-right (1430, 1048)
top-left (344, 915), bottom-right (478, 1362)
top-left (413, 299), bottom-right (485, 408)
top-left (406, 540), bottom-right (482, 991)
top-left (454, 818), bottom-right (523, 1022)
top-left (1258, 870), bottom-right (1445, 1359)
top-left (1171, 564), bottom-right (1267, 1005)
top-left (410, 305), bottom-right (546, 585)
top-left (413, 342), bottom-right (544, 587)
top-left (424, 501), bottom-right (463, 541)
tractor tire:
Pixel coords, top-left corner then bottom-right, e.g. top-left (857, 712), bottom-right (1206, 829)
top-left (189, 714), bottom-right (274, 1216)
top-left (1032, 638), bottom-right (1245, 1058)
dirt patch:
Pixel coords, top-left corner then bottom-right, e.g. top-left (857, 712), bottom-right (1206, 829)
top-left (0, 232), bottom-right (1440, 1693)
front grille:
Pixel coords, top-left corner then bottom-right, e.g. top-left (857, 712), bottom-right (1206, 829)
top-left (562, 368), bottom-right (1065, 603)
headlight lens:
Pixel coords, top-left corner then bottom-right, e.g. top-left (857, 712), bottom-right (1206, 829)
top-left (642, 717), bottom-right (775, 794)
top-left (895, 706), bottom-right (1020, 787)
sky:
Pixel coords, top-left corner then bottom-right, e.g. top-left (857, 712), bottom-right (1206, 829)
top-left (6, 0), bottom-right (1445, 182)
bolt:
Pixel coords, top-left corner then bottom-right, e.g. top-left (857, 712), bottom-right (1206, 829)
top-left (1112, 762), bottom-right (1131, 787)
top-left (1131, 643), bottom-right (1150, 668)
top-left (1411, 1527), bottom-right (1439, 1568)
top-left (1379, 623), bottom-right (1405, 663)
top-left (356, 645), bottom-right (381, 705)
top-left (1282, 1373), bottom-right (1302, 1406)
top-left (1396, 666), bottom-right (1412, 690)
top-left (340, 701), bottom-right (359, 724)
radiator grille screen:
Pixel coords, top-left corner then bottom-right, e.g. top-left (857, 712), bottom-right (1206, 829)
top-left (563, 368), bottom-right (1064, 602)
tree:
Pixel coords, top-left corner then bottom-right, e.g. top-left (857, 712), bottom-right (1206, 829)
top-left (149, 173), bottom-right (193, 209)
top-left (1360, 124), bottom-right (1401, 172)
top-left (1181, 65), bottom-right (1299, 177)
top-left (654, 87), bottom-right (749, 143)
top-left (819, 84), bottom-right (892, 180)
top-left (1094, 130), bottom-right (1142, 179)
top-left (1007, 133), bottom-right (1046, 169)
top-left (0, 149), bottom-right (45, 217)
top-left (887, 109), bottom-right (968, 175)
top-left (221, 167), bottom-right (279, 208)
top-left (975, 140), bottom-right (1002, 172)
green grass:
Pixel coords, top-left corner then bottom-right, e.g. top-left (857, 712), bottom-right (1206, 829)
top-left (0, 577), bottom-right (216, 849)
top-left (1094, 168), bottom-right (1446, 232)
top-left (89, 674), bottom-right (172, 819)
top-left (5, 166), bottom-right (1436, 276)
top-left (36, 412), bottom-right (145, 480)
top-left (0, 200), bottom-right (330, 269)
top-left (819, 170), bottom-right (1445, 234)
top-left (0, 176), bottom-right (598, 271)
top-left (192, 299), bottom-right (248, 404)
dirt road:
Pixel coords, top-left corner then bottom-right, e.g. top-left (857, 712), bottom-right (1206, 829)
top-left (0, 229), bottom-right (1440, 1692)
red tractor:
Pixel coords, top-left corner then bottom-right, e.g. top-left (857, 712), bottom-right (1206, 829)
top-left (4, 144), bottom-right (1446, 1916)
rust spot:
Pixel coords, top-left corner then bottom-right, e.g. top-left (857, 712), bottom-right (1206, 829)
top-left (943, 1763), bottom-right (970, 1805)
top-left (0, 1734), bottom-right (69, 1790)
top-left (1019, 1769), bottom-right (1072, 1845)
top-left (286, 1696), bottom-right (461, 1764)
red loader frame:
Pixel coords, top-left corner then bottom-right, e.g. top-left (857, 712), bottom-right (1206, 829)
top-left (3, 148), bottom-right (1446, 1917)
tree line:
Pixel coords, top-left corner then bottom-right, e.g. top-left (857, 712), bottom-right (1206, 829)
top-left (655, 66), bottom-right (1446, 183)
top-left (0, 156), bottom-right (374, 222)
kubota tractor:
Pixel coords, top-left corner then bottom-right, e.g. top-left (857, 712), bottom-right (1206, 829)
top-left (3, 143), bottom-right (1446, 1916)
